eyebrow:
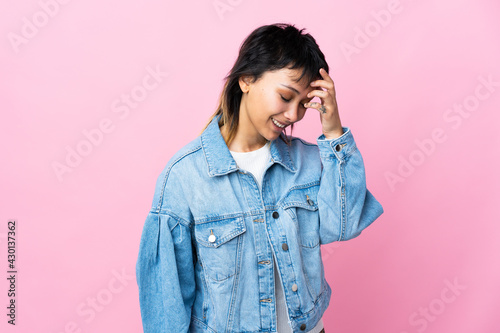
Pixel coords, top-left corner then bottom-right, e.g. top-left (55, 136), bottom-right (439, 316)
top-left (279, 84), bottom-right (300, 94)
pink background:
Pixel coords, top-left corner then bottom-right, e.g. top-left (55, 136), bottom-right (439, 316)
top-left (1, 0), bottom-right (499, 332)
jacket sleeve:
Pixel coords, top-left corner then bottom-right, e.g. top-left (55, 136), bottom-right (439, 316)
top-left (135, 171), bottom-right (195, 332)
top-left (316, 126), bottom-right (384, 243)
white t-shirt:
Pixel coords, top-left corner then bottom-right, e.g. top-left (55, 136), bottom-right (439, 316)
top-left (230, 140), bottom-right (325, 333)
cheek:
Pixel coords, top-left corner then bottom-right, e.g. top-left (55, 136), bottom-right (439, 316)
top-left (248, 90), bottom-right (282, 121)
top-left (258, 96), bottom-right (281, 117)
top-left (249, 91), bottom-right (271, 111)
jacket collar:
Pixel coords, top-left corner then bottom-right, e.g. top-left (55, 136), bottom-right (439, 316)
top-left (201, 114), bottom-right (297, 177)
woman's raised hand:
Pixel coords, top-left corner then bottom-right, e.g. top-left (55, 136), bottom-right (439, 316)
top-left (304, 68), bottom-right (344, 139)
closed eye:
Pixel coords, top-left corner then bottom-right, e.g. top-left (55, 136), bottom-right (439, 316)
top-left (280, 93), bottom-right (311, 107)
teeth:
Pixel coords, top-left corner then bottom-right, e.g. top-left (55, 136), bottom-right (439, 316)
top-left (272, 118), bottom-right (286, 128)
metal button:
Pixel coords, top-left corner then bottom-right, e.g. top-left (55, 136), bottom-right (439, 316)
top-left (335, 143), bottom-right (342, 152)
top-left (282, 243), bottom-right (288, 251)
top-left (300, 323), bottom-right (307, 330)
top-left (292, 284), bottom-right (298, 291)
top-left (208, 229), bottom-right (216, 243)
top-left (272, 211), bottom-right (279, 219)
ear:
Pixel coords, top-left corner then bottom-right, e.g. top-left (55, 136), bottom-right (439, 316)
top-left (238, 75), bottom-right (252, 93)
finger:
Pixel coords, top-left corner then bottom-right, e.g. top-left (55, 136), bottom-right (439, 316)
top-left (319, 69), bottom-right (336, 93)
top-left (304, 102), bottom-right (328, 114)
top-left (310, 79), bottom-right (334, 91)
top-left (307, 89), bottom-right (329, 99)
top-left (319, 68), bottom-right (333, 83)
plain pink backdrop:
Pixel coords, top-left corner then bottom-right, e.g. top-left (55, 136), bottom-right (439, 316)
top-left (1, 0), bottom-right (499, 332)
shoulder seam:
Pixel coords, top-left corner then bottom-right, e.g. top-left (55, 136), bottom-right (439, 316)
top-left (155, 143), bottom-right (202, 213)
top-left (148, 209), bottom-right (192, 229)
top-left (291, 136), bottom-right (317, 147)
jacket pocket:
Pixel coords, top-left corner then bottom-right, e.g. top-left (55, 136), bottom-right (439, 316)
top-left (282, 183), bottom-right (320, 248)
top-left (194, 216), bottom-right (246, 282)
top-left (282, 184), bottom-right (323, 301)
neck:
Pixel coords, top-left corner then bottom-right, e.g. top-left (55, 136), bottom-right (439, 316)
top-left (220, 123), bottom-right (268, 153)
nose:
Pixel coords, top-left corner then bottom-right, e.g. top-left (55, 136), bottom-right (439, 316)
top-left (283, 104), bottom-right (301, 123)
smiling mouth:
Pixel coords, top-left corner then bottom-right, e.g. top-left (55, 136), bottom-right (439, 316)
top-left (271, 117), bottom-right (289, 129)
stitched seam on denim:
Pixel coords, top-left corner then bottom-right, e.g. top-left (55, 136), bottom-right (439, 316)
top-left (153, 210), bottom-right (191, 229)
top-left (317, 127), bottom-right (351, 142)
top-left (155, 144), bottom-right (202, 213)
top-left (284, 239), bottom-right (301, 318)
top-left (202, 267), bottom-right (218, 326)
top-left (194, 213), bottom-right (245, 224)
top-left (226, 227), bottom-right (244, 332)
top-left (283, 202), bottom-right (318, 211)
top-left (272, 155), bottom-right (297, 173)
top-left (235, 168), bottom-right (252, 222)
top-left (292, 136), bottom-right (317, 147)
top-left (339, 161), bottom-right (346, 241)
top-left (277, 181), bottom-right (320, 209)
top-left (291, 284), bottom-right (328, 319)
top-left (195, 220), bottom-right (245, 248)
top-left (200, 261), bottom-right (209, 324)
top-left (284, 208), bottom-right (299, 238)
top-left (321, 142), bottom-right (355, 161)
top-left (281, 181), bottom-right (319, 200)
top-left (202, 133), bottom-right (240, 177)
top-left (286, 181), bottom-right (320, 192)
top-left (272, 138), bottom-right (297, 172)
top-left (317, 128), bottom-right (353, 159)
top-left (203, 267), bottom-right (234, 282)
top-left (343, 144), bottom-right (358, 159)
top-left (301, 246), bottom-right (319, 301)
top-left (274, 242), bottom-right (298, 318)
top-left (153, 212), bottom-right (169, 332)
top-left (168, 219), bottom-right (180, 235)
top-left (300, 236), bottom-right (320, 249)
top-left (190, 315), bottom-right (217, 333)
top-left (283, 205), bottom-right (320, 248)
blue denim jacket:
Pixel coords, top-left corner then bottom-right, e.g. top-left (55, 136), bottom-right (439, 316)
top-left (136, 114), bottom-right (384, 333)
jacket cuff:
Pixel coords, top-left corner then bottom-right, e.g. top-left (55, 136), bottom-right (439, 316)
top-left (316, 126), bottom-right (354, 161)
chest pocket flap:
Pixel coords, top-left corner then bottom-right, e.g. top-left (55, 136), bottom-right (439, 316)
top-left (281, 183), bottom-right (319, 211)
top-left (195, 216), bottom-right (246, 248)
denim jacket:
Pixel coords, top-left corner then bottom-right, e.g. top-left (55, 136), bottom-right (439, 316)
top-left (135, 114), bottom-right (384, 333)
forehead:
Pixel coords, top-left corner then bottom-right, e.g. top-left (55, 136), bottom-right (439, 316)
top-left (263, 67), bottom-right (315, 93)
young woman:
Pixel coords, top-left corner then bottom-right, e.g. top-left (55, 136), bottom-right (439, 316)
top-left (136, 23), bottom-right (384, 333)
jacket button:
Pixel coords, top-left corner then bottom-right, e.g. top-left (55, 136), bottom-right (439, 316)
top-left (291, 284), bottom-right (298, 291)
top-left (335, 143), bottom-right (342, 152)
top-left (272, 211), bottom-right (279, 219)
top-left (282, 243), bottom-right (288, 251)
top-left (208, 229), bottom-right (216, 243)
top-left (300, 323), bottom-right (307, 330)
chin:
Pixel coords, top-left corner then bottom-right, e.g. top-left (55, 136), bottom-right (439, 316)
top-left (270, 132), bottom-right (282, 141)
top-left (260, 131), bottom-right (275, 142)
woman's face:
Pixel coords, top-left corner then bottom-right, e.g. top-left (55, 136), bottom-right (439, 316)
top-left (236, 67), bottom-right (316, 148)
